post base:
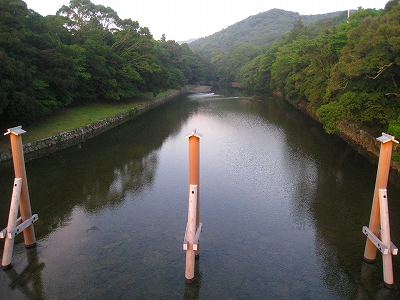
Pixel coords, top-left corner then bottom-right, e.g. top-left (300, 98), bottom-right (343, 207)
top-left (363, 257), bottom-right (376, 264)
top-left (383, 282), bottom-right (395, 289)
top-left (185, 277), bottom-right (194, 284)
top-left (1, 263), bottom-right (12, 271)
top-left (25, 242), bottom-right (37, 249)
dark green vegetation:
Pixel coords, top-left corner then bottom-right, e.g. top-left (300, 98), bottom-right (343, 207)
top-left (191, 1), bottom-right (400, 140)
top-left (242, 2), bottom-right (400, 136)
top-left (0, 0), bottom-right (204, 127)
top-left (189, 9), bottom-right (346, 83)
top-left (2, 0), bottom-right (399, 146)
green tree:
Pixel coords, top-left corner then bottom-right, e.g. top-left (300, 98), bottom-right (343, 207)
top-left (57, 0), bottom-right (121, 31)
top-left (320, 3), bottom-right (400, 132)
top-left (0, 0), bottom-right (77, 124)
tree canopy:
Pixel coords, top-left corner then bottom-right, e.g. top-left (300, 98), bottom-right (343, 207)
top-left (189, 9), bottom-right (347, 85)
top-left (236, 1), bottom-right (400, 136)
top-left (0, 0), bottom-right (204, 127)
top-left (3, 0), bottom-right (399, 142)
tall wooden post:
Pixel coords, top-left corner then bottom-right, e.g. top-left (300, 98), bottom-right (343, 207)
top-left (364, 133), bottom-right (397, 262)
top-left (183, 129), bottom-right (202, 283)
top-left (187, 129), bottom-right (201, 258)
top-left (5, 126), bottom-right (36, 248)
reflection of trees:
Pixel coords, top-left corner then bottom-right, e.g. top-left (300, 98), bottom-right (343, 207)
top-left (195, 93), bottom-right (380, 296)
top-left (258, 95), bottom-right (400, 298)
top-left (0, 95), bottom-right (198, 241)
top-left (81, 151), bottom-right (159, 211)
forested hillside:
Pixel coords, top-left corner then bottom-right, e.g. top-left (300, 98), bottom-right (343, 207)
top-left (189, 9), bottom-right (346, 83)
top-left (238, 0), bottom-right (400, 140)
top-left (189, 9), bottom-right (345, 53)
top-left (0, 0), bottom-right (204, 127)
top-left (2, 0), bottom-right (399, 145)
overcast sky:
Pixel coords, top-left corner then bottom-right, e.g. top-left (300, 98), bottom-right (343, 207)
top-left (23, 0), bottom-right (390, 41)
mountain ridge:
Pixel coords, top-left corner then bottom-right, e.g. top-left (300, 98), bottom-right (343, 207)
top-left (188, 9), bottom-right (347, 52)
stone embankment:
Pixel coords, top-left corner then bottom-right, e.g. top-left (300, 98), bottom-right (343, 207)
top-left (0, 88), bottom-right (190, 166)
top-left (297, 99), bottom-right (400, 180)
top-left (336, 121), bottom-right (400, 180)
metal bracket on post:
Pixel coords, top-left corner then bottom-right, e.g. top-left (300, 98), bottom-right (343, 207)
top-left (376, 133), bottom-right (399, 144)
top-left (183, 222), bottom-right (203, 251)
top-left (1, 215), bottom-right (39, 239)
top-left (0, 177), bottom-right (39, 240)
top-left (4, 126), bottom-right (26, 137)
top-left (185, 128), bottom-right (203, 140)
top-left (362, 226), bottom-right (398, 255)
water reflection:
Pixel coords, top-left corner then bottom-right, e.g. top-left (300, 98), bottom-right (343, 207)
top-left (4, 246), bottom-right (45, 299)
top-left (0, 95), bottom-right (196, 239)
top-left (1, 89), bottom-right (400, 299)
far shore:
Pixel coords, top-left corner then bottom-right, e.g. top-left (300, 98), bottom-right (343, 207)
top-left (189, 85), bottom-right (212, 93)
top-left (0, 86), bottom-right (195, 165)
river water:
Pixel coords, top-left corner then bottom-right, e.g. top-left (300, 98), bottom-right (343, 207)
top-left (1, 88), bottom-right (400, 299)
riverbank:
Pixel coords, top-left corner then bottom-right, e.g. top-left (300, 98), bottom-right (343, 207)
top-left (294, 98), bottom-right (400, 183)
top-left (188, 85), bottom-right (212, 93)
top-left (0, 86), bottom-right (196, 166)
top-left (2, 84), bottom-right (399, 182)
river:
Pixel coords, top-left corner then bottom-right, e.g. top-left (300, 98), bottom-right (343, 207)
top-left (1, 88), bottom-right (400, 299)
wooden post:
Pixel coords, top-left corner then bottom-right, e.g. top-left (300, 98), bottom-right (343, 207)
top-left (1, 178), bottom-right (22, 270)
top-left (185, 185), bottom-right (198, 283)
top-left (5, 126), bottom-right (36, 248)
top-left (187, 129), bottom-right (202, 258)
top-left (364, 133), bottom-right (397, 262)
top-left (183, 129), bottom-right (202, 283)
top-left (379, 189), bottom-right (394, 287)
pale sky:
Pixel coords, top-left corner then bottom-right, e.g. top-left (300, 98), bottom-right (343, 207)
top-left (23, 0), bottom-right (389, 41)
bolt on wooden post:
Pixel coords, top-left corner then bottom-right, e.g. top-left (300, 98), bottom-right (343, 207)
top-left (183, 129), bottom-right (203, 283)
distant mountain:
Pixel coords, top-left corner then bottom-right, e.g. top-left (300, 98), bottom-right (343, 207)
top-left (177, 38), bottom-right (198, 44)
top-left (189, 9), bottom-right (347, 53)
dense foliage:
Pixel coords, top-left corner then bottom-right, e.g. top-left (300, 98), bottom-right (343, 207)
top-left (237, 1), bottom-right (400, 136)
top-left (0, 0), bottom-right (204, 127)
top-left (189, 9), bottom-right (345, 84)
top-left (2, 0), bottom-right (399, 140)
top-left (189, 9), bottom-right (344, 53)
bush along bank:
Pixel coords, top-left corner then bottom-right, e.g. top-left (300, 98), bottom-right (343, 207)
top-left (0, 88), bottom-right (190, 166)
top-left (291, 97), bottom-right (400, 185)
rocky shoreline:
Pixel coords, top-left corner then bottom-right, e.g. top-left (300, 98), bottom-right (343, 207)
top-left (295, 100), bottom-right (400, 185)
top-left (0, 87), bottom-right (192, 168)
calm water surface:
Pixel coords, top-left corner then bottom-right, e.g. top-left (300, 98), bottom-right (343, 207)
top-left (1, 89), bottom-right (400, 299)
